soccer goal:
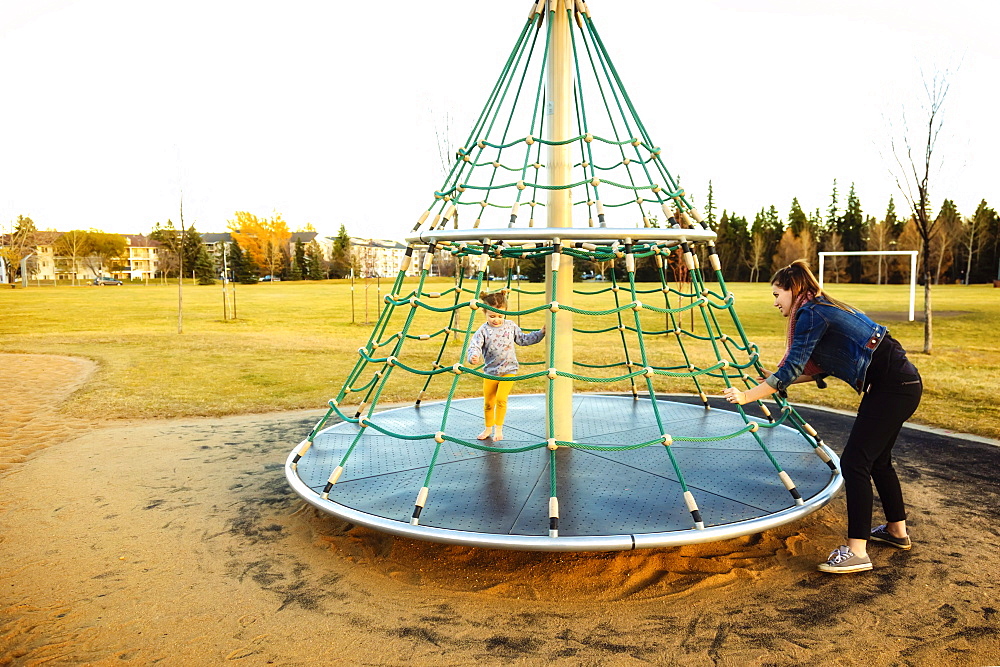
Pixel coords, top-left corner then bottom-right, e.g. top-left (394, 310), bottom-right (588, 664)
top-left (818, 251), bottom-right (918, 321)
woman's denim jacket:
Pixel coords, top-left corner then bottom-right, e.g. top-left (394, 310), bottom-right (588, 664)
top-left (764, 297), bottom-right (887, 394)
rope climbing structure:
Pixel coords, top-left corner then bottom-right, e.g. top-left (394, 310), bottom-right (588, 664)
top-left (285, 0), bottom-right (842, 551)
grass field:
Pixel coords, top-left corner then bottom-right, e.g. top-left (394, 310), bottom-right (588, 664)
top-left (1, 278), bottom-right (997, 438)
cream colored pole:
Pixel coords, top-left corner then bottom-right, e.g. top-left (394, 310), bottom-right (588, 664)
top-left (546, 0), bottom-right (574, 443)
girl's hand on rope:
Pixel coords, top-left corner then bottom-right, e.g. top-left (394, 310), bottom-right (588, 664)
top-left (756, 369), bottom-right (772, 383)
top-left (469, 354), bottom-right (482, 365)
top-left (723, 387), bottom-right (749, 405)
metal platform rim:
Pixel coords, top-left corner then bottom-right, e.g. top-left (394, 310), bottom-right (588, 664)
top-left (285, 396), bottom-right (843, 552)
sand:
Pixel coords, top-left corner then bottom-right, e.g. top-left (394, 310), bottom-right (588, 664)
top-left (1, 354), bottom-right (998, 666)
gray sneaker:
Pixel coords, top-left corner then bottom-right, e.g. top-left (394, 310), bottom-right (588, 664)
top-left (817, 545), bottom-right (873, 573)
top-left (870, 524), bottom-right (911, 550)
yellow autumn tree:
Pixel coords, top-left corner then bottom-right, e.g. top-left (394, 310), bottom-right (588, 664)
top-left (227, 211), bottom-right (292, 280)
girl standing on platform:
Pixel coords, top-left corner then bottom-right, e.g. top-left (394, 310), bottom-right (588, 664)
top-left (723, 260), bottom-right (922, 574)
top-left (466, 289), bottom-right (545, 442)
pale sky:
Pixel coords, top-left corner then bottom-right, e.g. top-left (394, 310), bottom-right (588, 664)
top-left (1, 0), bottom-right (997, 241)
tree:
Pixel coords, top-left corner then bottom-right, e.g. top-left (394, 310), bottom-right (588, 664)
top-left (305, 240), bottom-right (326, 280)
top-left (864, 216), bottom-right (895, 285)
top-left (931, 199), bottom-right (961, 284)
top-left (886, 68), bottom-right (953, 353)
top-left (83, 231), bottom-right (127, 278)
top-left (150, 221), bottom-right (182, 278)
top-left (823, 232), bottom-right (849, 283)
top-left (54, 230), bottom-right (91, 285)
top-left (1, 215), bottom-right (37, 285)
top-left (328, 224), bottom-right (353, 278)
top-left (772, 228), bottom-right (804, 270)
top-left (744, 228), bottom-right (767, 282)
top-left (969, 200), bottom-right (999, 283)
top-left (227, 241), bottom-right (259, 284)
top-left (704, 180), bottom-right (717, 229)
top-left (825, 179), bottom-right (839, 236)
top-left (839, 183), bottom-right (865, 281)
top-left (788, 197), bottom-right (808, 237)
top-left (289, 238), bottom-right (305, 280)
top-left (884, 196), bottom-right (902, 237)
top-left (227, 211), bottom-right (291, 280)
top-left (714, 210), bottom-right (749, 280)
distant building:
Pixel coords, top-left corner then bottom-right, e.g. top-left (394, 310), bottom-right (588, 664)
top-left (2, 231), bottom-right (164, 282)
top-left (349, 237), bottom-right (410, 277)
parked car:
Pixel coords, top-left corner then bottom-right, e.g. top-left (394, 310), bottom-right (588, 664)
top-left (93, 277), bottom-right (123, 286)
top-left (258, 275), bottom-right (281, 282)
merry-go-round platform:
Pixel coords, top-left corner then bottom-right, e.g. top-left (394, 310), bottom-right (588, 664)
top-left (285, 394), bottom-right (843, 551)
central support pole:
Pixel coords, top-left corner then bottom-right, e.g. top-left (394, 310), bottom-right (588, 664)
top-left (546, 0), bottom-right (574, 443)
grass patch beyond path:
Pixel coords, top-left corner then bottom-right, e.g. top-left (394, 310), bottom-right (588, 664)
top-left (1, 279), bottom-right (997, 439)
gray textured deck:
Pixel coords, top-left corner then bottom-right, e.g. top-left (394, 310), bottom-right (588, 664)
top-left (286, 395), bottom-right (842, 551)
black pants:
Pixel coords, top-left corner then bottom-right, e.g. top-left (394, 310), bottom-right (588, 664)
top-left (840, 373), bottom-right (922, 540)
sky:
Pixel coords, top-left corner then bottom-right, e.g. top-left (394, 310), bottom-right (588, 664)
top-left (1, 0), bottom-right (997, 242)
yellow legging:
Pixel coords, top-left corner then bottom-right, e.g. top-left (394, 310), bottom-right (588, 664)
top-left (483, 375), bottom-right (515, 427)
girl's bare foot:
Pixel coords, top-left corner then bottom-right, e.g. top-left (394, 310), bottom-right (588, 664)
top-left (493, 426), bottom-right (504, 442)
top-left (477, 427), bottom-right (493, 440)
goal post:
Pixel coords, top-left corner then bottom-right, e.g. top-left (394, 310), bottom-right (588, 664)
top-left (818, 250), bottom-right (918, 322)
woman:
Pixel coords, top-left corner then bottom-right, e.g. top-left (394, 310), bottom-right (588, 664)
top-left (723, 260), bottom-right (922, 574)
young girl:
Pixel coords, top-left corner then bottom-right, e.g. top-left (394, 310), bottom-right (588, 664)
top-left (723, 260), bottom-right (922, 574)
top-left (466, 289), bottom-right (545, 442)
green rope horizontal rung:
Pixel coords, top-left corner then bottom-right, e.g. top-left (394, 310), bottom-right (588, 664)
top-left (474, 133), bottom-right (651, 150)
top-left (419, 288), bottom-right (459, 297)
top-left (672, 425), bottom-right (756, 442)
top-left (454, 199), bottom-right (519, 209)
top-left (371, 333), bottom-right (402, 348)
top-left (440, 434), bottom-right (547, 453)
top-left (572, 286), bottom-right (618, 296)
top-left (457, 284), bottom-right (545, 296)
top-left (565, 438), bottom-right (664, 452)
top-left (556, 369), bottom-right (648, 383)
top-left (456, 367), bottom-right (552, 382)
top-left (589, 155), bottom-right (656, 171)
top-left (345, 374), bottom-right (380, 394)
top-left (706, 298), bottom-right (737, 310)
top-left (557, 303), bottom-right (637, 317)
top-left (326, 401), bottom-right (360, 425)
top-left (563, 249), bottom-right (617, 263)
top-left (456, 178), bottom-right (594, 192)
top-left (573, 325), bottom-right (628, 334)
top-left (469, 159), bottom-right (531, 171)
top-left (358, 420), bottom-right (441, 442)
top-left (411, 328), bottom-right (451, 340)
top-left (572, 360), bottom-right (630, 369)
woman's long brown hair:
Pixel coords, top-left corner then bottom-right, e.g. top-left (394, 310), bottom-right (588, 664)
top-left (770, 259), bottom-right (858, 313)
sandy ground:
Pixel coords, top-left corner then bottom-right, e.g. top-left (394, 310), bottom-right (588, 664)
top-left (1, 354), bottom-right (998, 666)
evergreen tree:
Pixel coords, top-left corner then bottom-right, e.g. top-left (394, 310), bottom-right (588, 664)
top-left (788, 197), bottom-right (808, 237)
top-left (290, 238), bottom-right (305, 280)
top-left (970, 200), bottom-right (999, 283)
top-left (278, 245), bottom-right (292, 280)
top-left (329, 224), bottom-right (353, 278)
top-left (825, 179), bottom-right (839, 235)
top-left (306, 240), bottom-right (326, 280)
top-left (713, 210), bottom-right (749, 281)
top-left (839, 183), bottom-right (865, 281)
top-left (228, 241), bottom-right (259, 283)
top-left (884, 196), bottom-right (901, 237)
top-left (705, 180), bottom-right (717, 229)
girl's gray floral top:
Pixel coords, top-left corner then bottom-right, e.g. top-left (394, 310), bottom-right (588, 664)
top-left (465, 319), bottom-right (545, 376)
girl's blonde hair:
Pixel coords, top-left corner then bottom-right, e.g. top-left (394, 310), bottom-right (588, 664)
top-left (479, 288), bottom-right (509, 310)
top-left (770, 259), bottom-right (857, 313)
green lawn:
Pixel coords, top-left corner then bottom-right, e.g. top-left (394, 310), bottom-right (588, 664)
top-left (1, 278), bottom-right (997, 439)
